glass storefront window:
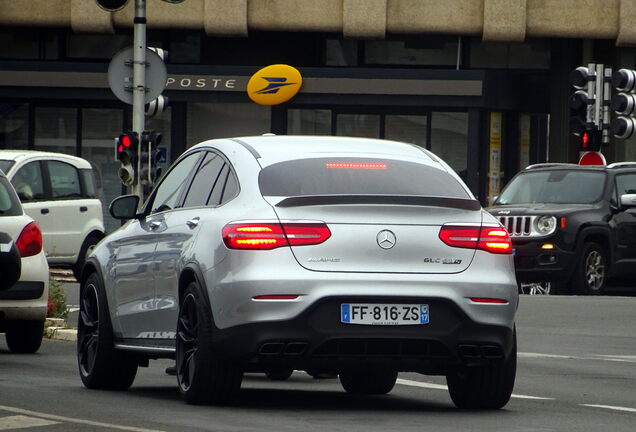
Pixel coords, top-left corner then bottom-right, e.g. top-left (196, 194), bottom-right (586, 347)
top-left (430, 112), bottom-right (468, 177)
top-left (325, 39), bottom-right (359, 66)
top-left (288, 109), bottom-right (331, 135)
top-left (66, 34), bottom-right (132, 59)
top-left (385, 115), bottom-right (427, 148)
top-left (34, 107), bottom-right (77, 155)
top-left (365, 37), bottom-right (458, 67)
top-left (469, 39), bottom-right (550, 69)
top-left (80, 108), bottom-right (124, 233)
top-left (336, 114), bottom-right (380, 138)
top-left (186, 102), bottom-right (271, 147)
top-left (0, 104), bottom-right (29, 150)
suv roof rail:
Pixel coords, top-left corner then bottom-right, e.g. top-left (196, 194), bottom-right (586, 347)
top-left (524, 163), bottom-right (579, 170)
top-left (606, 162), bottom-right (636, 169)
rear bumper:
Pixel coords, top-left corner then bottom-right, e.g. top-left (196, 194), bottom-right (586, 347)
top-left (512, 240), bottom-right (577, 283)
top-left (211, 296), bottom-right (515, 375)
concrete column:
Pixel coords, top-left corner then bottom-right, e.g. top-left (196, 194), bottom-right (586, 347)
top-left (343, 0), bottom-right (387, 39)
top-left (617, 0), bottom-right (636, 46)
top-left (71, 0), bottom-right (113, 33)
top-left (204, 0), bottom-right (247, 36)
top-left (483, 0), bottom-right (526, 42)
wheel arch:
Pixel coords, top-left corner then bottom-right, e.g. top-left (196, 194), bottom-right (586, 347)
top-left (576, 227), bottom-right (612, 273)
top-left (178, 265), bottom-right (212, 312)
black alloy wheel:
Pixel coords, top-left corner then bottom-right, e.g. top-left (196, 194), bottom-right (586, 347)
top-left (77, 273), bottom-right (137, 390)
top-left (446, 329), bottom-right (517, 409)
top-left (176, 282), bottom-right (242, 405)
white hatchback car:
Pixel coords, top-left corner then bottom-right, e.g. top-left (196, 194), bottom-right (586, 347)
top-left (0, 169), bottom-right (49, 353)
top-left (0, 151), bottom-right (105, 280)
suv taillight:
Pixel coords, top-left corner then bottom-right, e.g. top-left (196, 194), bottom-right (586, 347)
top-left (439, 225), bottom-right (511, 255)
top-left (222, 221), bottom-right (331, 250)
top-left (16, 222), bottom-right (43, 258)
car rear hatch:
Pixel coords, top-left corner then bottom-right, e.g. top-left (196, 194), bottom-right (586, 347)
top-left (272, 197), bottom-right (481, 273)
top-left (258, 156), bottom-right (482, 274)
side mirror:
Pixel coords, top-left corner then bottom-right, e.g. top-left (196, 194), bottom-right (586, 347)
top-left (109, 194), bottom-right (140, 220)
top-left (0, 232), bottom-right (21, 291)
top-left (620, 193), bottom-right (636, 208)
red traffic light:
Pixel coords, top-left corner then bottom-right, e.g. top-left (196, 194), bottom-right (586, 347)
top-left (581, 131), bottom-right (589, 149)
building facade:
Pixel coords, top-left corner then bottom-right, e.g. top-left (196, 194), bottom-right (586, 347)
top-left (1, 0), bottom-right (636, 231)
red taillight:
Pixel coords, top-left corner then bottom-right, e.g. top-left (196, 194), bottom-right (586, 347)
top-left (222, 221), bottom-right (331, 250)
top-left (16, 222), bottom-right (43, 258)
top-left (439, 225), bottom-right (512, 255)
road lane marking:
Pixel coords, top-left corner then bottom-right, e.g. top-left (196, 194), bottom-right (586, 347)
top-left (520, 352), bottom-right (636, 363)
top-left (582, 404), bottom-right (636, 413)
top-left (396, 378), bottom-right (554, 400)
top-left (0, 415), bottom-right (58, 430)
top-left (0, 405), bottom-right (165, 432)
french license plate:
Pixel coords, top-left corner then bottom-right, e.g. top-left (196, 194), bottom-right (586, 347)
top-left (340, 303), bottom-right (429, 325)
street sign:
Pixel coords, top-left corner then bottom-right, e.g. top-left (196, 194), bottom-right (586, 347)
top-left (579, 151), bottom-right (606, 166)
top-left (108, 46), bottom-right (167, 105)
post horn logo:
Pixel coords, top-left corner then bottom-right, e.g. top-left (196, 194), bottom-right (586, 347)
top-left (247, 64), bottom-right (303, 106)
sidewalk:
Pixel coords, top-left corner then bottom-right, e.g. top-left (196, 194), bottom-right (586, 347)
top-left (46, 268), bottom-right (78, 342)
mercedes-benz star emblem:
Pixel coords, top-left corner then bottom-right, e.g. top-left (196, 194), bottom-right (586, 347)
top-left (376, 230), bottom-right (397, 250)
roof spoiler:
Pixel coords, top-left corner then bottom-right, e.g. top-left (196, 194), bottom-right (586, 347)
top-left (275, 195), bottom-right (481, 211)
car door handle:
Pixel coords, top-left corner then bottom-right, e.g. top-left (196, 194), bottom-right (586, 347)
top-left (148, 221), bottom-right (162, 230)
top-left (186, 217), bottom-right (200, 229)
top-left (40, 208), bottom-right (49, 215)
top-left (80, 206), bottom-right (88, 212)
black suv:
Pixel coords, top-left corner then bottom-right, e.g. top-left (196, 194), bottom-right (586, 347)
top-left (487, 162), bottom-right (636, 295)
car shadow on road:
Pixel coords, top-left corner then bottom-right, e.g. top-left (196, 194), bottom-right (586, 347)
top-left (124, 373), bottom-right (500, 414)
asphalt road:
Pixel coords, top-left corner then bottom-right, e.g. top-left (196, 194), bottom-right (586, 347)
top-left (0, 295), bottom-right (635, 432)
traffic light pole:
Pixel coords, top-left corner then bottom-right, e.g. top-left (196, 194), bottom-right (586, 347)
top-left (132, 0), bottom-right (146, 201)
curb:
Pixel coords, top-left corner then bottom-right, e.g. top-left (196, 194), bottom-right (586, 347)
top-left (44, 317), bottom-right (77, 342)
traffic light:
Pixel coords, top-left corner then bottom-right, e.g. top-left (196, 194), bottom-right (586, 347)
top-left (95, 0), bottom-right (184, 10)
top-left (95, 0), bottom-right (128, 11)
top-left (139, 130), bottom-right (163, 185)
top-left (569, 66), bottom-right (595, 137)
top-left (116, 131), bottom-right (138, 186)
top-left (579, 130), bottom-right (602, 152)
top-left (611, 68), bottom-right (636, 139)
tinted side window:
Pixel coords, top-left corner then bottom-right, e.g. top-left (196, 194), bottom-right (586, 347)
top-left (0, 177), bottom-right (21, 216)
top-left (80, 169), bottom-right (96, 198)
top-left (48, 161), bottom-right (81, 199)
top-left (221, 170), bottom-right (239, 204)
top-left (615, 173), bottom-right (636, 195)
top-left (207, 164), bottom-right (229, 206)
top-left (150, 152), bottom-right (202, 214)
top-left (183, 153), bottom-right (225, 208)
top-left (11, 162), bottom-right (45, 202)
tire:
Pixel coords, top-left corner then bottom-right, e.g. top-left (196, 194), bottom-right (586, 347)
top-left (176, 282), bottom-right (243, 405)
top-left (73, 234), bottom-right (102, 282)
top-left (339, 368), bottom-right (398, 395)
top-left (266, 369), bottom-right (294, 381)
top-left (446, 330), bottom-right (517, 409)
top-left (5, 320), bottom-right (44, 353)
top-left (77, 272), bottom-right (138, 390)
top-left (573, 242), bottom-right (607, 295)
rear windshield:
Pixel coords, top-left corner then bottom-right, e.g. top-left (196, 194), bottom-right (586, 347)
top-left (0, 160), bottom-right (15, 175)
top-left (259, 157), bottom-right (470, 198)
top-left (0, 177), bottom-right (22, 216)
top-left (496, 170), bottom-right (606, 205)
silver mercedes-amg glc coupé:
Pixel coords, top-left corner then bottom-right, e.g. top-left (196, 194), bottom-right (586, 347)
top-left (77, 135), bottom-right (518, 409)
